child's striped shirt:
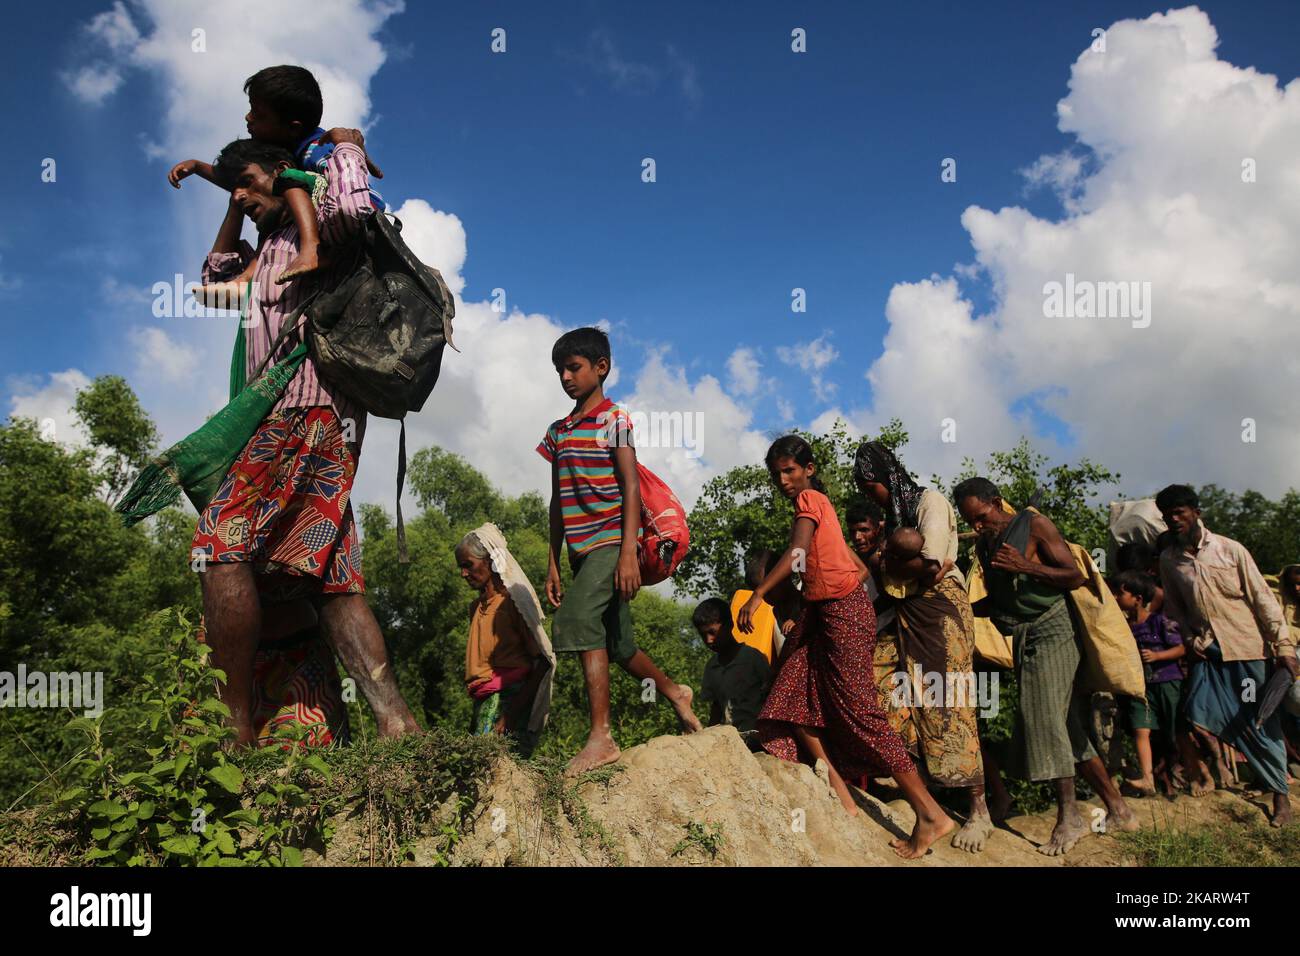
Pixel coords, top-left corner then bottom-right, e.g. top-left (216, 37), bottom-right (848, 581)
top-left (536, 398), bottom-right (640, 559)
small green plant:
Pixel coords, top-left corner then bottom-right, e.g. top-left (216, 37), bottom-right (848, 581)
top-left (53, 610), bottom-right (333, 866)
top-left (671, 820), bottom-right (725, 860)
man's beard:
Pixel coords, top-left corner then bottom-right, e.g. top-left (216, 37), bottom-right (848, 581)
top-left (1176, 519), bottom-right (1202, 549)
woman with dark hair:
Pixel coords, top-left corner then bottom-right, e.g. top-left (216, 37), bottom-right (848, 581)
top-left (854, 441), bottom-right (995, 853)
top-left (738, 435), bottom-right (954, 859)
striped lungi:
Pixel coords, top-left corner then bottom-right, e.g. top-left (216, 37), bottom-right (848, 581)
top-left (997, 597), bottom-right (1097, 782)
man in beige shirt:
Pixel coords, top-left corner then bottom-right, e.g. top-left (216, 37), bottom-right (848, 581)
top-left (1156, 484), bottom-right (1297, 826)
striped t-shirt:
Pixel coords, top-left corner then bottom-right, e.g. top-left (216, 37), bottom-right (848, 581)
top-left (536, 397), bottom-right (639, 558)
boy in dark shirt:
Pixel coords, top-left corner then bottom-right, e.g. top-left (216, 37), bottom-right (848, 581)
top-left (1111, 569), bottom-right (1187, 796)
top-left (692, 598), bottom-right (771, 742)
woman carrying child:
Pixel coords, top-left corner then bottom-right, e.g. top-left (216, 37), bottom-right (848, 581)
top-left (737, 436), bottom-right (955, 859)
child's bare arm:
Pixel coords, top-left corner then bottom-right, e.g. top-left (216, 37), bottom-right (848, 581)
top-left (545, 462), bottom-right (564, 607)
top-left (169, 159), bottom-right (219, 189)
top-left (738, 518), bottom-right (814, 633)
top-left (612, 444), bottom-right (641, 602)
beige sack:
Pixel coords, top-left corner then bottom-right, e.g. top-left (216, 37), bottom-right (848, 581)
top-left (1066, 543), bottom-right (1145, 697)
top-left (967, 557), bottom-right (1014, 669)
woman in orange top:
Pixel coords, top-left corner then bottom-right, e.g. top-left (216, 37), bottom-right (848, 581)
top-left (737, 435), bottom-right (955, 859)
top-left (456, 526), bottom-right (553, 755)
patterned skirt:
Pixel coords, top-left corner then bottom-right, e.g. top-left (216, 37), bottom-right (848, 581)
top-left (894, 576), bottom-right (985, 787)
top-left (252, 626), bottom-right (351, 748)
top-left (758, 587), bottom-right (915, 778)
top-left (191, 407), bottom-right (364, 598)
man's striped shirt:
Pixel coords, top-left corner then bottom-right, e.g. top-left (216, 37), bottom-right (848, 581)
top-left (537, 397), bottom-right (639, 559)
top-left (201, 142), bottom-right (373, 448)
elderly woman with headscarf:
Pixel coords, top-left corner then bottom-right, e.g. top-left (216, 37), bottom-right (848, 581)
top-left (455, 523), bottom-right (556, 756)
top-left (853, 441), bottom-right (994, 852)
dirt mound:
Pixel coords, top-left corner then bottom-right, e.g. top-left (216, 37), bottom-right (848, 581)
top-left (434, 726), bottom-right (1291, 866)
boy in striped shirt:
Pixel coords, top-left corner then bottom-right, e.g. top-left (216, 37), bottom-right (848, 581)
top-left (538, 328), bottom-right (703, 774)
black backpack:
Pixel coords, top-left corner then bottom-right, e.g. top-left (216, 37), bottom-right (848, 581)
top-left (256, 211), bottom-right (457, 562)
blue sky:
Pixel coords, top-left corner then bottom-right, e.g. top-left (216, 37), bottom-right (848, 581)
top-left (3, 1), bottom-right (1299, 509)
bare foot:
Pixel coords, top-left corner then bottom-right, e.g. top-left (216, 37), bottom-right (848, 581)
top-left (1104, 797), bottom-right (1142, 833)
top-left (378, 715), bottom-right (421, 738)
top-left (1038, 809), bottom-right (1089, 856)
top-left (566, 732), bottom-right (621, 776)
top-left (1122, 777), bottom-right (1157, 798)
top-left (196, 281), bottom-right (252, 310)
top-left (892, 811), bottom-right (956, 859)
top-left (951, 810), bottom-right (995, 853)
top-left (1189, 771), bottom-right (1216, 797)
top-left (669, 684), bottom-right (703, 734)
top-left (1271, 794), bottom-right (1293, 829)
top-left (277, 245), bottom-right (321, 283)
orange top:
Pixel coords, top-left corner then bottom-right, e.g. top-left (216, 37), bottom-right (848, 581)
top-left (729, 589), bottom-right (776, 663)
top-left (794, 489), bottom-right (859, 601)
top-left (465, 590), bottom-right (537, 687)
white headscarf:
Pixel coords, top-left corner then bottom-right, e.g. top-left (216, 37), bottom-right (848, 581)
top-left (465, 522), bottom-right (556, 733)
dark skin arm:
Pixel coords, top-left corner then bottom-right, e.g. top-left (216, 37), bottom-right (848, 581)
top-left (612, 444), bottom-right (642, 602)
top-left (1140, 643), bottom-right (1186, 664)
top-left (737, 517), bottom-right (815, 633)
top-left (989, 513), bottom-right (1086, 590)
top-left (544, 460), bottom-right (564, 608)
top-left (211, 194), bottom-right (246, 255)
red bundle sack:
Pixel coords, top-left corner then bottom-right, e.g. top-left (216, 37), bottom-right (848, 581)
top-left (636, 463), bottom-right (690, 585)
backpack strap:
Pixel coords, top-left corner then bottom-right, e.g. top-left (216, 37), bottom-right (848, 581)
top-left (396, 417), bottom-right (409, 564)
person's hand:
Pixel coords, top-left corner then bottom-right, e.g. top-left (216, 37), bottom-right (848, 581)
top-left (492, 714), bottom-right (508, 735)
top-left (1185, 640), bottom-right (1206, 662)
top-left (737, 594), bottom-right (762, 634)
top-left (545, 564), bottom-right (563, 608)
top-left (991, 543), bottom-right (1030, 574)
top-left (614, 550), bottom-right (641, 602)
top-left (323, 128), bottom-right (383, 178)
top-left (169, 159), bottom-right (201, 188)
top-left (1139, 648), bottom-right (1157, 663)
top-left (1274, 653), bottom-right (1300, 680)
top-left (781, 619), bottom-right (796, 637)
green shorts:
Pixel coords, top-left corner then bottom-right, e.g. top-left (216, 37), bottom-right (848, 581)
top-left (1126, 679), bottom-right (1186, 751)
top-left (551, 545), bottom-right (638, 663)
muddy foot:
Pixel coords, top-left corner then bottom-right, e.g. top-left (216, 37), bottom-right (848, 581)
top-left (1189, 772), bottom-right (1216, 797)
top-left (892, 812), bottom-right (956, 860)
top-left (566, 733), bottom-right (621, 776)
top-left (1271, 795), bottom-right (1293, 829)
top-left (277, 246), bottom-right (322, 284)
top-left (1122, 778), bottom-right (1157, 798)
top-left (951, 811), bottom-right (995, 853)
top-left (1106, 798), bottom-right (1142, 833)
top-left (1038, 812), bottom-right (1089, 856)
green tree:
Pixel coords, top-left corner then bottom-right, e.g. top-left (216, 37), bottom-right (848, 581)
top-left (72, 375), bottom-right (160, 506)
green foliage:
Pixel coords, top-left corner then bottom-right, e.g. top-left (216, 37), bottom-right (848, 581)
top-left (670, 819), bottom-right (725, 860)
top-left (72, 374), bottom-right (160, 505)
top-left (943, 437), bottom-right (1121, 555)
top-left (55, 610), bottom-right (332, 866)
